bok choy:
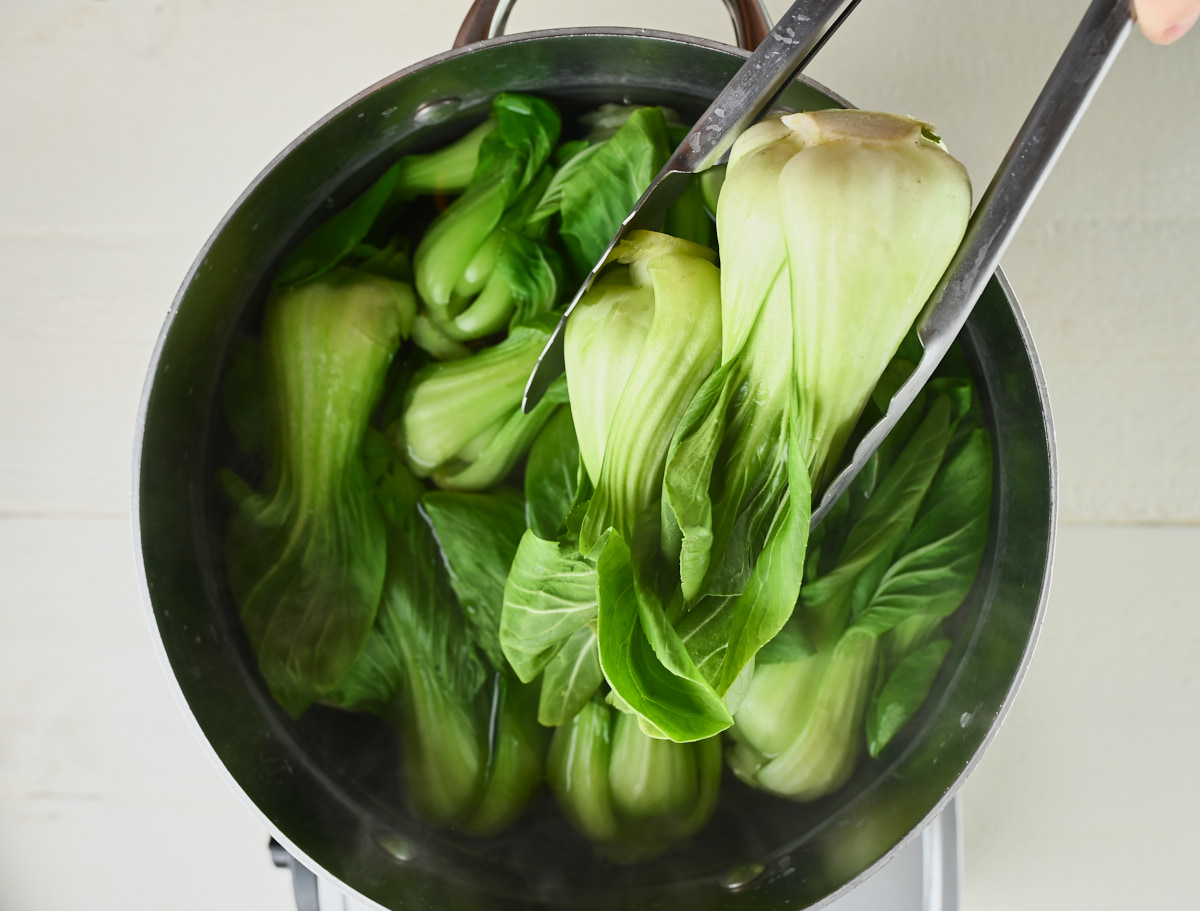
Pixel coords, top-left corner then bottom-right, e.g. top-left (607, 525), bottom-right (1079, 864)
top-left (218, 93), bottom-right (995, 861)
top-left (543, 109), bottom-right (972, 742)
top-left (547, 699), bottom-right (721, 863)
top-left (399, 315), bottom-right (567, 491)
top-left (223, 269), bottom-right (414, 715)
top-left (328, 435), bottom-right (545, 833)
top-left (413, 93), bottom-right (561, 333)
top-left (727, 364), bottom-right (992, 800)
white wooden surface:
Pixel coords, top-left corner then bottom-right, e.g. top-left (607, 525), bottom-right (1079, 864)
top-left (1, 1), bottom-right (1196, 908)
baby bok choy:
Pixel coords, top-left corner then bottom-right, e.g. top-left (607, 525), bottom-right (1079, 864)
top-left (547, 699), bottom-right (721, 863)
top-left (216, 89), bottom-right (997, 859)
top-left (398, 314), bottom-right (567, 491)
top-left (727, 362), bottom-right (993, 800)
top-left (413, 93), bottom-right (563, 342)
top-left (418, 481), bottom-right (550, 834)
top-left (222, 269), bottom-right (415, 716)
top-left (500, 230), bottom-right (730, 745)
top-left (328, 434), bottom-right (545, 833)
top-left (272, 117), bottom-right (496, 289)
top-left (656, 109), bottom-right (973, 724)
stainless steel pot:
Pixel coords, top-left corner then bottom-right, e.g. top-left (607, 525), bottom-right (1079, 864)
top-left (134, 3), bottom-right (1056, 908)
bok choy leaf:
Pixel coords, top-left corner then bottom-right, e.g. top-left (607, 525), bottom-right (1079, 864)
top-left (328, 433), bottom-right (488, 824)
top-left (727, 371), bottom-right (992, 800)
top-left (414, 93), bottom-right (561, 321)
top-left (224, 269), bottom-right (414, 715)
top-left (657, 109), bottom-right (972, 721)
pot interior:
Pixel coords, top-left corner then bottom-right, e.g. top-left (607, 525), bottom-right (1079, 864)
top-left (137, 28), bottom-right (1054, 911)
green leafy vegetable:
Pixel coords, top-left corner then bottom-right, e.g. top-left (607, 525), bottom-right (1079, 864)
top-left (328, 434), bottom-right (489, 823)
top-left (466, 672), bottom-right (548, 835)
top-left (494, 397), bottom-right (598, 727)
top-left (220, 93), bottom-right (996, 858)
top-left (726, 377), bottom-right (992, 800)
top-left (728, 629), bottom-right (877, 801)
top-left (564, 230), bottom-right (722, 553)
top-left (654, 108), bottom-right (972, 725)
top-left (866, 637), bottom-right (951, 758)
top-left (274, 166), bottom-right (402, 288)
top-left (546, 699), bottom-right (721, 862)
top-left (418, 484), bottom-right (554, 830)
top-left (274, 120), bottom-right (495, 288)
top-left (414, 93), bottom-right (561, 321)
top-left (399, 317), bottom-right (565, 491)
top-left (725, 109), bottom-right (971, 486)
top-left (329, 437), bottom-right (545, 833)
top-left (224, 269), bottom-right (414, 715)
top-left (393, 119), bottom-right (498, 198)
top-left (595, 529), bottom-right (731, 743)
top-left (499, 408), bottom-right (604, 725)
top-left (523, 406), bottom-right (582, 540)
top-left (420, 486), bottom-right (527, 673)
top-left (501, 532), bottom-right (599, 684)
top-left (554, 107), bottom-right (670, 276)
top-left (410, 312), bottom-right (473, 361)
top-left (537, 625), bottom-right (604, 727)
top-left (500, 541), bottom-right (604, 728)
top-left (427, 172), bottom-right (567, 343)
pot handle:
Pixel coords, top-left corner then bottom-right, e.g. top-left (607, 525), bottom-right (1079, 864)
top-left (453, 0), bottom-right (772, 51)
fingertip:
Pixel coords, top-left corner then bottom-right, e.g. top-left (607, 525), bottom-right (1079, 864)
top-left (1139, 9), bottom-right (1200, 45)
top-left (1140, 26), bottom-right (1174, 45)
top-left (1162, 14), bottom-right (1199, 42)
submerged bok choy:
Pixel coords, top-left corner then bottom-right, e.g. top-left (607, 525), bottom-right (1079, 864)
top-left (328, 434), bottom-right (545, 833)
top-left (547, 699), bottom-right (721, 863)
top-left (515, 108), bottom-right (974, 743)
top-left (399, 315), bottom-right (568, 491)
top-left (727, 359), bottom-right (992, 799)
top-left (413, 93), bottom-right (563, 343)
top-left (222, 269), bottom-right (415, 715)
top-left (219, 92), bottom-right (995, 859)
top-left (272, 118), bottom-right (496, 289)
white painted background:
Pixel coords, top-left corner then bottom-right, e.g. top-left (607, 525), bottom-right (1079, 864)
top-left (1, 1), bottom-right (1197, 908)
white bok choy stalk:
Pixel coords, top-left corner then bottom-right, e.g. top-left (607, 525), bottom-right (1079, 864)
top-left (547, 699), bottom-right (722, 863)
top-left (398, 314), bottom-right (567, 492)
top-left (565, 229), bottom-right (723, 553)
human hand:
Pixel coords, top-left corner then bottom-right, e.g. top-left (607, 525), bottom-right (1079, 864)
top-left (1135, 0), bottom-right (1200, 44)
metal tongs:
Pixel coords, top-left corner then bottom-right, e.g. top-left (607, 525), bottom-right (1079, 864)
top-left (521, 0), bottom-right (1135, 528)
